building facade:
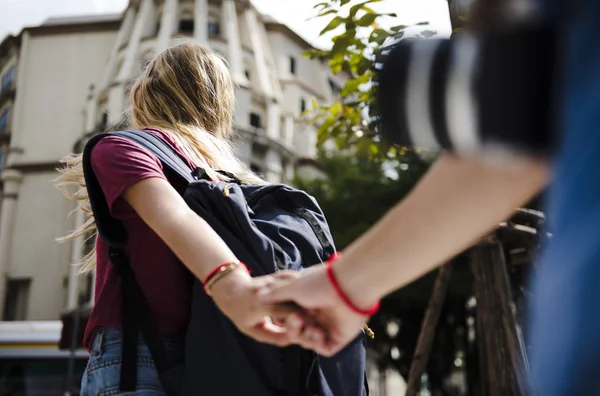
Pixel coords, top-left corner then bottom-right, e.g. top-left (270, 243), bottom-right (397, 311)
top-left (0, 0), bottom-right (346, 323)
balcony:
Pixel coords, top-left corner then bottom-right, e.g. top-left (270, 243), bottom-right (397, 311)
top-left (0, 86), bottom-right (15, 108)
top-left (234, 126), bottom-right (295, 160)
top-left (0, 108), bottom-right (10, 144)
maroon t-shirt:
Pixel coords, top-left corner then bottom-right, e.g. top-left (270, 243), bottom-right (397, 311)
top-left (83, 129), bottom-right (197, 351)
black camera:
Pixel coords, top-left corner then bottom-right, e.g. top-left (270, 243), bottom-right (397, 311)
top-left (375, 24), bottom-right (558, 158)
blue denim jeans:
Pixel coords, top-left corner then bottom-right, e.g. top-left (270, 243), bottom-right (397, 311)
top-left (80, 327), bottom-right (184, 395)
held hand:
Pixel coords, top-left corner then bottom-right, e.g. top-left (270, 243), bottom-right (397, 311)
top-left (257, 265), bottom-right (371, 357)
top-left (209, 268), bottom-right (314, 346)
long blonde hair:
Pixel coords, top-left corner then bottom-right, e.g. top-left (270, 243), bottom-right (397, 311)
top-left (57, 41), bottom-right (266, 273)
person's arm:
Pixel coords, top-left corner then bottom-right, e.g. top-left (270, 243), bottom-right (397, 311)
top-left (122, 177), bottom-right (244, 286)
top-left (336, 153), bottom-right (549, 309)
top-left (256, 153), bottom-right (549, 355)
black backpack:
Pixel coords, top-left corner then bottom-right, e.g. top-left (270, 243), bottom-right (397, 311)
top-left (82, 130), bottom-right (369, 396)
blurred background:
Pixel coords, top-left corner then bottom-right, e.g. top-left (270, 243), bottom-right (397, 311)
top-left (0, 0), bottom-right (541, 395)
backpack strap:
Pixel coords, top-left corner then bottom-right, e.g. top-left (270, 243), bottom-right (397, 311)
top-left (82, 130), bottom-right (194, 392)
top-left (115, 130), bottom-right (196, 184)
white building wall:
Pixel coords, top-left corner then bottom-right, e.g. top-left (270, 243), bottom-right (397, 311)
top-left (8, 170), bottom-right (75, 320)
top-left (8, 30), bottom-right (116, 166)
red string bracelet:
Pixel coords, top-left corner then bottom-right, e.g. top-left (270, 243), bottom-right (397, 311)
top-left (203, 261), bottom-right (249, 295)
top-left (325, 252), bottom-right (380, 317)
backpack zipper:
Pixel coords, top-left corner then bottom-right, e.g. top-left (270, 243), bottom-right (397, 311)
top-left (223, 183), bottom-right (234, 197)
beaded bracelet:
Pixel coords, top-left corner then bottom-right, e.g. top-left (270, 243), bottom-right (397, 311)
top-left (325, 252), bottom-right (381, 317)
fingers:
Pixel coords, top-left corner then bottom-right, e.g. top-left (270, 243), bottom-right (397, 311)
top-left (245, 316), bottom-right (310, 348)
top-left (249, 271), bottom-right (300, 292)
top-left (271, 270), bottom-right (301, 280)
top-left (263, 304), bottom-right (329, 350)
top-left (256, 278), bottom-right (297, 304)
top-left (246, 322), bottom-right (293, 347)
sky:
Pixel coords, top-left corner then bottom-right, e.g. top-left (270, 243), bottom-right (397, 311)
top-left (0, 0), bottom-right (452, 48)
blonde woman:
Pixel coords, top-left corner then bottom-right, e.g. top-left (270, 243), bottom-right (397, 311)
top-left (57, 42), bottom-right (306, 395)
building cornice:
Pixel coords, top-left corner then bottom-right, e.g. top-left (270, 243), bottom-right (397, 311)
top-left (27, 20), bottom-right (121, 37)
top-left (264, 22), bottom-right (315, 51)
top-left (7, 161), bottom-right (60, 173)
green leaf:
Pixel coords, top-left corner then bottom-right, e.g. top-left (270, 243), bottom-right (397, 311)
top-left (356, 58), bottom-right (372, 76)
top-left (355, 138), bottom-right (373, 157)
top-left (330, 35), bottom-right (351, 56)
top-left (357, 13), bottom-right (378, 27)
top-left (321, 115), bottom-right (338, 132)
top-left (320, 16), bottom-right (345, 36)
top-left (313, 2), bottom-right (329, 9)
top-left (349, 1), bottom-right (380, 19)
top-left (329, 52), bottom-right (345, 74)
top-left (330, 102), bottom-right (343, 116)
top-left (303, 48), bottom-right (328, 59)
top-left (369, 28), bottom-right (391, 45)
top-left (391, 24), bottom-right (408, 32)
top-left (340, 73), bottom-right (370, 97)
top-left (312, 98), bottom-right (319, 110)
top-left (317, 9), bottom-right (337, 18)
top-left (416, 21), bottom-right (429, 26)
top-left (335, 133), bottom-right (348, 150)
top-left (341, 0), bottom-right (352, 5)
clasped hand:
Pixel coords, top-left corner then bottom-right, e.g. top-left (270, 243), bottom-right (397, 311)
top-left (210, 265), bottom-right (369, 357)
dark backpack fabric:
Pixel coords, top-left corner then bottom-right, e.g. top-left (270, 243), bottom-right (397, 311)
top-left (82, 130), bottom-right (369, 396)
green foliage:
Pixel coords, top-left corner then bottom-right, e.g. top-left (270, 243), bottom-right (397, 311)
top-left (304, 0), bottom-right (434, 160)
top-left (295, 150), bottom-right (431, 250)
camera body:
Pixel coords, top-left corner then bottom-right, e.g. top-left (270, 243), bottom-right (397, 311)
top-left (376, 24), bottom-right (557, 159)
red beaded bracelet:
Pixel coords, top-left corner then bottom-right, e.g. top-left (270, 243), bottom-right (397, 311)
top-left (325, 252), bottom-right (380, 317)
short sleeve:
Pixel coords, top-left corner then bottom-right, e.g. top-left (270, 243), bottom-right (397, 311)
top-left (90, 136), bottom-right (167, 213)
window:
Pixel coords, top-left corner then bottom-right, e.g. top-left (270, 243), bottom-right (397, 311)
top-left (281, 159), bottom-right (290, 183)
top-left (289, 57), bottom-right (297, 75)
top-left (250, 112), bottom-right (261, 128)
top-left (1, 67), bottom-right (15, 93)
top-left (78, 273), bottom-right (94, 306)
top-left (300, 98), bottom-right (307, 114)
top-left (328, 78), bottom-right (341, 96)
top-left (208, 21), bottom-right (221, 38)
top-left (3, 278), bottom-right (31, 321)
top-left (179, 19), bottom-right (195, 35)
top-left (280, 116), bottom-right (286, 140)
top-left (250, 163), bottom-right (263, 175)
top-left (99, 111), bottom-right (108, 131)
top-left (245, 69), bottom-right (251, 80)
top-left (0, 107), bottom-right (9, 134)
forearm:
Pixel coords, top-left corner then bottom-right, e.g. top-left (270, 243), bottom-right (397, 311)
top-left (336, 154), bottom-right (549, 307)
top-left (152, 207), bottom-right (240, 281)
top-left (124, 178), bottom-right (241, 282)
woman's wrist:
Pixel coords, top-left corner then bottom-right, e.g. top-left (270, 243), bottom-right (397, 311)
top-left (327, 253), bottom-right (381, 316)
top-left (209, 266), bottom-right (252, 299)
top-left (204, 261), bottom-right (252, 297)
